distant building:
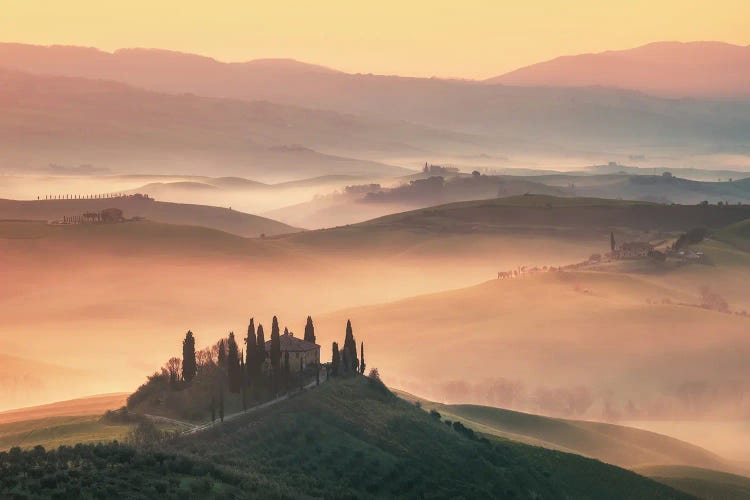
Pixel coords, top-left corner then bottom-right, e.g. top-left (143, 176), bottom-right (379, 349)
top-left (264, 331), bottom-right (320, 372)
top-left (614, 241), bottom-right (653, 259)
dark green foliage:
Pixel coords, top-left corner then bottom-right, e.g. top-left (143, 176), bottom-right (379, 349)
top-left (304, 315), bottom-right (315, 344)
top-left (429, 409), bottom-right (441, 420)
top-left (343, 319), bottom-right (358, 374)
top-left (270, 316), bottom-right (281, 373)
top-left (360, 341), bottom-right (366, 374)
top-left (226, 332), bottom-right (241, 393)
top-left (673, 227), bottom-right (709, 251)
top-left (181, 331), bottom-right (197, 382)
top-left (216, 339), bottom-right (226, 369)
top-left (0, 443), bottom-right (246, 499)
top-left (162, 377), bottom-right (689, 500)
top-left (244, 318), bottom-right (256, 382)
top-left (331, 342), bottom-right (340, 376)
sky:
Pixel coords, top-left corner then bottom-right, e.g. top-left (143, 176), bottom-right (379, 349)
top-left (2, 0), bottom-right (750, 78)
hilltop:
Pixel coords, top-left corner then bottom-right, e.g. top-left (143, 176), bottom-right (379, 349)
top-left (0, 197), bottom-right (298, 238)
top-left (165, 376), bottom-right (690, 498)
top-left (487, 41), bottom-right (750, 99)
top-left (266, 175), bottom-right (750, 228)
top-left (0, 377), bottom-right (692, 498)
top-left (279, 195), bottom-right (750, 242)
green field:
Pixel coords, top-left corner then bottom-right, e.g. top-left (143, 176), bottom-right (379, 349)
top-left (0, 415), bottom-right (131, 451)
top-left (157, 376), bottom-right (689, 499)
top-left (395, 392), bottom-right (729, 472)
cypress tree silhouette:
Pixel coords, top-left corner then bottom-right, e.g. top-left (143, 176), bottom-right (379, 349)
top-left (360, 341), bottom-right (366, 375)
top-left (256, 324), bottom-right (266, 368)
top-left (217, 339), bottom-right (226, 369)
top-left (331, 342), bottom-right (340, 376)
top-left (227, 332), bottom-right (241, 393)
top-left (610, 232), bottom-right (616, 252)
top-left (245, 318), bottom-right (257, 386)
top-left (181, 330), bottom-right (197, 382)
top-left (343, 320), bottom-right (358, 374)
top-left (304, 316), bottom-right (316, 344)
top-left (256, 324), bottom-right (266, 397)
top-left (270, 316), bottom-right (281, 373)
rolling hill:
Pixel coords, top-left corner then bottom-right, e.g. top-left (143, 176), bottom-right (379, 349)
top-left (636, 465), bottom-right (750, 500)
top-left (2, 43), bottom-right (750, 164)
top-left (0, 394), bottom-right (128, 425)
top-left (319, 194), bottom-right (750, 236)
top-left (265, 174), bottom-right (750, 228)
top-left (395, 392), bottom-right (731, 472)
top-left (486, 41), bottom-right (750, 99)
top-left (0, 377), bottom-right (691, 499)
top-left (315, 266), bottom-right (750, 422)
top-left (0, 197), bottom-right (298, 238)
top-left (0, 68), bottom-right (455, 180)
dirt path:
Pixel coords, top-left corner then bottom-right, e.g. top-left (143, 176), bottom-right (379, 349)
top-left (145, 372), bottom-right (327, 435)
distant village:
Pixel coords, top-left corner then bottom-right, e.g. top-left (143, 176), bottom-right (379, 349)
top-left (497, 228), bottom-right (707, 280)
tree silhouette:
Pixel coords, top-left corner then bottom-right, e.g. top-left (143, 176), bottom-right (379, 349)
top-left (181, 331), bottom-right (197, 382)
top-left (304, 316), bottom-right (316, 344)
top-left (343, 320), bottom-right (358, 374)
top-left (217, 339), bottom-right (226, 370)
top-left (270, 316), bottom-right (281, 373)
top-left (610, 232), bottom-right (616, 252)
top-left (244, 318), bottom-right (257, 386)
top-left (331, 342), bottom-right (340, 376)
top-left (227, 332), bottom-right (241, 393)
top-left (360, 341), bottom-right (366, 375)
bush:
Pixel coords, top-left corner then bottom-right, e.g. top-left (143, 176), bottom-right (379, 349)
top-left (429, 409), bottom-right (441, 420)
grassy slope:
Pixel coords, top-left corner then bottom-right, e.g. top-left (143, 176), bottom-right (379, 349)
top-left (635, 465), bottom-right (750, 500)
top-left (0, 415), bottom-right (131, 451)
top-left (0, 393), bottom-right (127, 425)
top-left (714, 219), bottom-right (750, 252)
top-left (354, 195), bottom-right (750, 232)
top-left (166, 377), bottom-right (689, 499)
top-left (0, 197), bottom-right (298, 237)
top-left (395, 393), bottom-right (728, 471)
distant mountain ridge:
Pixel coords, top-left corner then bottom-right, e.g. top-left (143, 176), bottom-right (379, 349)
top-left (487, 41), bottom-right (750, 99)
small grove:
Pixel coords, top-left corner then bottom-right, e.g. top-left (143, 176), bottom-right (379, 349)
top-left (126, 315), bottom-right (367, 423)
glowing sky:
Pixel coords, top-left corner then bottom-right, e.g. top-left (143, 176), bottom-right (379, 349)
top-left (3, 0), bottom-right (749, 78)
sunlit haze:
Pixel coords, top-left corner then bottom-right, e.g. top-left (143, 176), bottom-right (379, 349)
top-left (3, 0), bottom-right (749, 77)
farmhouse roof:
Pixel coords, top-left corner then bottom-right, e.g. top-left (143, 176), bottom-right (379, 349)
top-left (264, 332), bottom-right (318, 352)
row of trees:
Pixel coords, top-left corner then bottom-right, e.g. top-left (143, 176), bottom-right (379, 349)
top-left (330, 320), bottom-right (366, 377)
top-left (174, 315), bottom-right (322, 421)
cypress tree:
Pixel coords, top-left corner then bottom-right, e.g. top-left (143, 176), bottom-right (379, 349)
top-left (360, 341), bottom-right (366, 374)
top-left (227, 332), bottom-right (241, 393)
top-left (270, 316), bottom-right (281, 373)
top-left (304, 316), bottom-right (316, 344)
top-left (245, 318), bottom-right (257, 386)
top-left (256, 324), bottom-right (266, 398)
top-left (331, 342), bottom-right (340, 376)
top-left (256, 324), bottom-right (266, 370)
top-left (343, 320), bottom-right (358, 374)
top-left (217, 339), bottom-right (226, 369)
top-left (181, 330), bottom-right (197, 382)
top-left (610, 231), bottom-right (616, 252)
